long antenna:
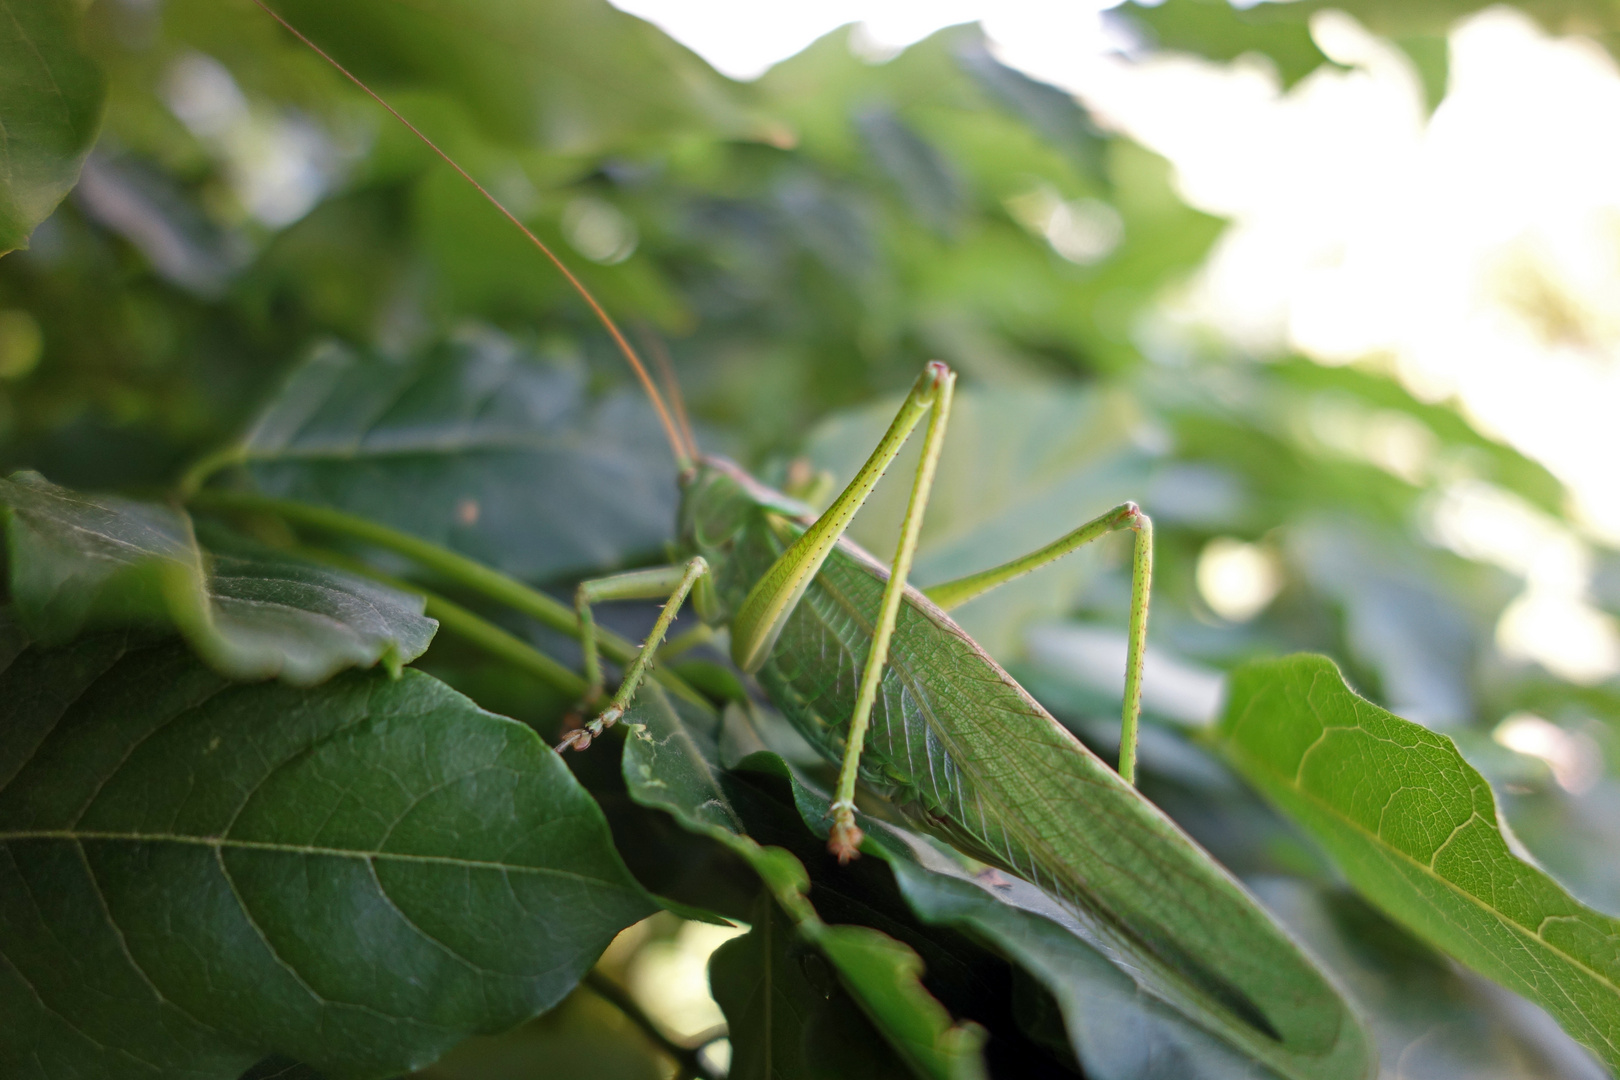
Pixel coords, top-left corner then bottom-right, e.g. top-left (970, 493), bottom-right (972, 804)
top-left (250, 0), bottom-right (693, 470)
top-left (635, 323), bottom-right (696, 461)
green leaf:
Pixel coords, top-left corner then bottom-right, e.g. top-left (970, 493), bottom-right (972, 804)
top-left (1220, 654), bottom-right (1620, 1071)
top-left (0, 630), bottom-right (655, 1079)
top-left (0, 471), bottom-right (436, 685)
top-left (229, 332), bottom-right (679, 582)
top-left (619, 687), bottom-right (988, 1080)
top-left (0, 0), bottom-right (106, 254)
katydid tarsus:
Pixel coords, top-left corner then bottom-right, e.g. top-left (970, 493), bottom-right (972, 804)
top-left (250, 7), bottom-right (1373, 1076)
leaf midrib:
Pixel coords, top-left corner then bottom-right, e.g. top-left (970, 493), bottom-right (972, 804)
top-left (1236, 725), bottom-right (1620, 1029)
top-left (1, 829), bottom-right (621, 883)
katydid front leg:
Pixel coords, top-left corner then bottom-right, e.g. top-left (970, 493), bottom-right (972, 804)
top-left (560, 556), bottom-right (711, 752)
top-left (729, 361), bottom-right (955, 862)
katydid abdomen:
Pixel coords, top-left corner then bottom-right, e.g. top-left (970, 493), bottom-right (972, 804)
top-left (680, 456), bottom-right (1371, 1080)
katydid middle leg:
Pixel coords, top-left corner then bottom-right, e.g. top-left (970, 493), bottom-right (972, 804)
top-left (559, 556), bottom-right (711, 752)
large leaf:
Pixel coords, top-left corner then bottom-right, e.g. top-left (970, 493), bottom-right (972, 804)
top-left (228, 332), bottom-right (679, 582)
top-left (1220, 654), bottom-right (1620, 1072)
top-left (0, 0), bottom-right (105, 254)
top-left (619, 687), bottom-right (988, 1080)
top-left (0, 628), bottom-right (655, 1079)
top-left (0, 471), bottom-right (436, 685)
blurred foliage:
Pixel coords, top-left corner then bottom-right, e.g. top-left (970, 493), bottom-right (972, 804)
top-left (3, 0), bottom-right (1619, 1076)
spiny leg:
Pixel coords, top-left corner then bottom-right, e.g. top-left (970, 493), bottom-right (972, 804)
top-left (560, 557), bottom-right (711, 752)
top-left (922, 502), bottom-right (1155, 785)
top-left (828, 365), bottom-right (957, 862)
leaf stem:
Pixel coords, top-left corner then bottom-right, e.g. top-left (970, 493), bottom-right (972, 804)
top-left (187, 489), bottom-right (705, 706)
top-left (295, 547), bottom-right (588, 698)
top-left (583, 970), bottom-right (722, 1080)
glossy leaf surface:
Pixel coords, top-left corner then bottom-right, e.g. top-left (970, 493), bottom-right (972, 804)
top-left (0, 471), bottom-right (436, 684)
top-left (0, 629), bottom-right (654, 1078)
top-left (233, 333), bottom-right (678, 582)
top-left (1220, 655), bottom-right (1620, 1072)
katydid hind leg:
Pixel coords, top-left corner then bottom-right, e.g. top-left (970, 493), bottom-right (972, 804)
top-left (922, 501), bottom-right (1155, 784)
top-left (828, 363), bottom-right (957, 862)
top-left (558, 558), bottom-right (710, 752)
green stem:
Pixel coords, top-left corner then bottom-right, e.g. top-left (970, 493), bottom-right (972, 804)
top-left (297, 547), bottom-right (587, 698)
top-left (583, 970), bottom-right (720, 1080)
top-left (188, 489), bottom-right (704, 706)
top-left (177, 444), bottom-right (246, 498)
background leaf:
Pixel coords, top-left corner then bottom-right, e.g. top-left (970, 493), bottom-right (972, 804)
top-left (0, 0), bottom-right (105, 254)
top-left (229, 331), bottom-right (679, 582)
top-left (0, 629), bottom-right (654, 1079)
top-left (1220, 654), bottom-right (1620, 1071)
top-left (1, 471), bottom-right (437, 684)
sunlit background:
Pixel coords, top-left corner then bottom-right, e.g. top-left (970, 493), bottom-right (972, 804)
top-left (11, 0), bottom-right (1620, 1072)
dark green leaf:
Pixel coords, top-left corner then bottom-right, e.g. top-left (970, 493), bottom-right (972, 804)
top-left (0, 631), bottom-right (655, 1078)
top-left (1220, 654), bottom-right (1620, 1071)
top-left (231, 332), bottom-right (679, 581)
top-left (0, 0), bottom-right (105, 254)
top-left (0, 471), bottom-right (436, 684)
top-left (711, 891), bottom-right (911, 1080)
top-left (619, 687), bottom-right (988, 1080)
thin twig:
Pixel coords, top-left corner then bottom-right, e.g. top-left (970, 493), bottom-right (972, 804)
top-left (583, 970), bottom-right (723, 1080)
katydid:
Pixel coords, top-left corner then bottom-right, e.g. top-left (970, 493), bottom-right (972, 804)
top-left (256, 7), bottom-right (1372, 1076)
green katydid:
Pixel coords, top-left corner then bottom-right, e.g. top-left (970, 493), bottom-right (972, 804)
top-left (254, 7), bottom-right (1373, 1076)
